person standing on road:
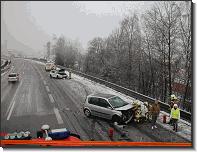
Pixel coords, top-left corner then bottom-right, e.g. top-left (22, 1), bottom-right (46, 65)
top-left (168, 94), bottom-right (178, 125)
top-left (151, 100), bottom-right (160, 129)
top-left (144, 102), bottom-right (152, 122)
top-left (170, 104), bottom-right (180, 132)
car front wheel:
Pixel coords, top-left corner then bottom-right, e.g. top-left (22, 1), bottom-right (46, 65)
top-left (112, 115), bottom-right (121, 125)
top-left (84, 109), bottom-right (91, 117)
top-left (50, 74), bottom-right (52, 78)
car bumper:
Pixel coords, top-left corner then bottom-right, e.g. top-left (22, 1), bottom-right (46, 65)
top-left (8, 79), bottom-right (18, 82)
top-left (58, 75), bottom-right (67, 78)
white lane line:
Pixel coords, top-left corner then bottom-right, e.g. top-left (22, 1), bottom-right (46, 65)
top-left (23, 71), bottom-right (24, 74)
top-left (48, 94), bottom-right (54, 103)
top-left (7, 102), bottom-right (16, 120)
top-left (27, 84), bottom-right (31, 113)
top-left (45, 86), bottom-right (50, 92)
top-left (6, 80), bottom-right (23, 120)
top-left (53, 107), bottom-right (63, 124)
top-left (43, 80), bottom-right (47, 85)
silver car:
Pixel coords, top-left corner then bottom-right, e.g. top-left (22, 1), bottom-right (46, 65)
top-left (8, 73), bottom-right (19, 83)
top-left (83, 93), bottom-right (135, 124)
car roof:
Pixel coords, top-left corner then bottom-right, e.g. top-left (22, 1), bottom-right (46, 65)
top-left (89, 93), bottom-right (116, 99)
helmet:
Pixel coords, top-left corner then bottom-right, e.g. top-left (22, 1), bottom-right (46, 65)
top-left (171, 94), bottom-right (176, 100)
top-left (132, 102), bottom-right (137, 105)
top-left (173, 104), bottom-right (178, 108)
top-left (144, 102), bottom-right (148, 106)
top-left (137, 102), bottom-right (141, 106)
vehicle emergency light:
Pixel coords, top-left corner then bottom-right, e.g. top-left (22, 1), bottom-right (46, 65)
top-left (8, 77), bottom-right (9, 79)
top-left (48, 128), bottom-right (70, 139)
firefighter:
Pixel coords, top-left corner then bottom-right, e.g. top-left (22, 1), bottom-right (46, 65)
top-left (132, 101), bottom-right (137, 106)
top-left (69, 69), bottom-right (72, 79)
top-left (169, 94), bottom-right (178, 110)
top-left (144, 102), bottom-right (152, 122)
top-left (168, 94), bottom-right (178, 124)
top-left (134, 102), bottom-right (141, 123)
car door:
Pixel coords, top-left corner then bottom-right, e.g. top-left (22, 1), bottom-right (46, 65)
top-left (94, 98), bottom-right (112, 120)
top-left (52, 71), bottom-right (56, 77)
top-left (87, 97), bottom-right (99, 116)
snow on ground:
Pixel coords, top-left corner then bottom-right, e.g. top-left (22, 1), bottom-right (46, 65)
top-left (31, 59), bottom-right (192, 141)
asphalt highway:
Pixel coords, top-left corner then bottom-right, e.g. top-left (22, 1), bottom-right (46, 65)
top-left (1, 58), bottom-right (191, 143)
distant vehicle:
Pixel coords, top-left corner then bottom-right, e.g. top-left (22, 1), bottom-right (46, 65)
top-left (45, 61), bottom-right (55, 71)
top-left (8, 73), bottom-right (19, 83)
top-left (50, 69), bottom-right (67, 79)
top-left (83, 93), bottom-right (135, 124)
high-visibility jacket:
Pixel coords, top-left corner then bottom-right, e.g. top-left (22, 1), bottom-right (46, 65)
top-left (171, 109), bottom-right (180, 119)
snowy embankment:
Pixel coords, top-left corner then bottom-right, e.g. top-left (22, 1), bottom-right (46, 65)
top-left (30, 59), bottom-right (191, 141)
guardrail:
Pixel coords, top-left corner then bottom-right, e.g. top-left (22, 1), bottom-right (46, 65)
top-left (30, 58), bottom-right (191, 122)
top-left (1, 60), bottom-right (11, 74)
top-left (1, 60), bottom-right (8, 69)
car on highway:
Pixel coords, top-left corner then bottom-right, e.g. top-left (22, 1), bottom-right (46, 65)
top-left (83, 93), bottom-right (135, 124)
top-left (8, 73), bottom-right (19, 83)
top-left (50, 69), bottom-right (67, 79)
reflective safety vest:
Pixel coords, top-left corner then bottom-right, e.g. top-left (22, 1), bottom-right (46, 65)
top-left (171, 109), bottom-right (180, 119)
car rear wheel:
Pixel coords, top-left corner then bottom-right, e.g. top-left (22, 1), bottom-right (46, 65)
top-left (84, 109), bottom-right (91, 117)
top-left (112, 115), bottom-right (121, 125)
top-left (56, 75), bottom-right (58, 79)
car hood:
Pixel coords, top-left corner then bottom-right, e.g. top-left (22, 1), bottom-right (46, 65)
top-left (114, 104), bottom-right (133, 111)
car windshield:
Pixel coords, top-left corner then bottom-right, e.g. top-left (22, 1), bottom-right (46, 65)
top-left (46, 63), bottom-right (51, 66)
top-left (108, 97), bottom-right (128, 108)
top-left (9, 74), bottom-right (16, 77)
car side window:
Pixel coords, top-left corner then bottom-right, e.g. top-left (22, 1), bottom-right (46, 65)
top-left (88, 97), bottom-right (99, 105)
top-left (98, 98), bottom-right (110, 108)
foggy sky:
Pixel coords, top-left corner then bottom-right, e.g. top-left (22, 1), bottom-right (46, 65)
top-left (1, 1), bottom-right (155, 56)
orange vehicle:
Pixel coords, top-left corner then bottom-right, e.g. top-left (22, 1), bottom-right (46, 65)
top-left (1, 124), bottom-right (83, 146)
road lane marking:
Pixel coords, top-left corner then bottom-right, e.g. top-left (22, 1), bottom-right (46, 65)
top-left (45, 86), bottom-right (50, 92)
top-left (23, 71), bottom-right (24, 74)
top-left (27, 84), bottom-right (31, 113)
top-left (43, 80), bottom-right (47, 85)
top-left (6, 80), bottom-right (23, 120)
top-left (53, 107), bottom-right (63, 124)
top-left (7, 102), bottom-right (16, 120)
top-left (48, 94), bottom-right (54, 103)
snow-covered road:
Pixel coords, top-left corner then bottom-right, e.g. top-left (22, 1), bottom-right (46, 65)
top-left (30, 59), bottom-right (191, 142)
